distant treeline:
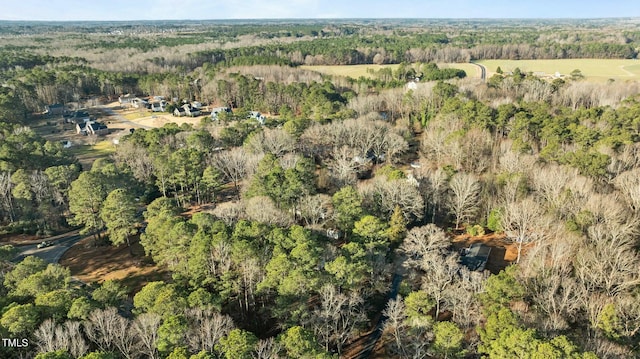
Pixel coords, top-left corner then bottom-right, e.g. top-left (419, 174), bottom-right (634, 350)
top-left (191, 38), bottom-right (637, 68)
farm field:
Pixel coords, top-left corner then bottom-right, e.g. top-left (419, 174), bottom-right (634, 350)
top-left (477, 59), bottom-right (640, 81)
top-left (301, 63), bottom-right (481, 79)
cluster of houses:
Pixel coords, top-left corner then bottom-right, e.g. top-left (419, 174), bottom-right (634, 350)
top-left (44, 104), bottom-right (110, 137)
top-left (173, 103), bottom-right (202, 117)
top-left (119, 94), bottom-right (167, 112)
top-left (120, 93), bottom-right (269, 125)
top-left (210, 107), bottom-right (266, 125)
top-left (63, 110), bottom-right (108, 136)
top-left (47, 95), bottom-right (270, 141)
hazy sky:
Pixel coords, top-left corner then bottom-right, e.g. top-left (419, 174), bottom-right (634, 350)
top-left (1, 0), bottom-right (639, 21)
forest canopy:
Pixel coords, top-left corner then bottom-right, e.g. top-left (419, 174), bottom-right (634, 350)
top-left (0, 18), bottom-right (639, 359)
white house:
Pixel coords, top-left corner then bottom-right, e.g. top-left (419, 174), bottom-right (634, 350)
top-left (150, 101), bottom-right (166, 112)
top-left (248, 111), bottom-right (266, 125)
top-left (131, 98), bottom-right (148, 109)
top-left (118, 94), bottom-right (136, 107)
top-left (211, 107), bottom-right (232, 120)
top-left (183, 104), bottom-right (201, 117)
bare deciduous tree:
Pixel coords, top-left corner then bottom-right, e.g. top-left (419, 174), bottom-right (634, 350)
top-left (64, 321), bottom-right (89, 359)
top-left (497, 145), bottom-right (536, 175)
top-left (112, 315), bottom-right (137, 359)
top-left (245, 196), bottom-right (293, 227)
top-left (383, 297), bottom-right (408, 357)
top-left (0, 172), bottom-right (14, 222)
top-left (359, 176), bottom-right (424, 221)
top-left (444, 269), bottom-right (484, 330)
top-left (211, 201), bottom-right (245, 226)
top-left (420, 252), bottom-right (460, 320)
top-left (254, 337), bottom-right (282, 359)
top-left (421, 115), bottom-right (464, 167)
top-left (212, 148), bottom-right (261, 198)
top-left (414, 166), bottom-right (448, 223)
top-left (527, 273), bottom-right (582, 332)
top-left (575, 236), bottom-right (640, 298)
top-left (309, 284), bottom-right (366, 355)
top-left (114, 141), bottom-right (155, 183)
top-left (132, 312), bottom-right (161, 359)
top-left (613, 168), bottom-right (640, 213)
top-left (34, 319), bottom-right (57, 354)
top-left (617, 295), bottom-right (640, 340)
top-left (401, 224), bottom-right (450, 271)
top-left (607, 143), bottom-right (640, 177)
top-left (34, 320), bottom-right (88, 358)
top-left (449, 172), bottom-right (481, 229)
top-left (245, 128), bottom-right (295, 157)
top-left (84, 307), bottom-right (122, 352)
top-left (501, 197), bottom-right (550, 264)
top-left (297, 194), bottom-right (333, 227)
top-left (328, 146), bottom-right (359, 187)
top-left (519, 232), bottom-right (578, 279)
top-left (459, 127), bottom-right (494, 174)
top-left (186, 308), bottom-right (235, 353)
top-left (302, 117), bottom-right (409, 164)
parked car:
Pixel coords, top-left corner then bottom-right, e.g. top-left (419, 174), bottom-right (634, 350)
top-left (37, 241), bottom-right (53, 249)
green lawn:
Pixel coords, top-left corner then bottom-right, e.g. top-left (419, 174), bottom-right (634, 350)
top-left (69, 140), bottom-right (116, 170)
top-left (68, 140), bottom-right (115, 157)
top-left (477, 59), bottom-right (640, 82)
top-left (122, 110), bottom-right (153, 121)
top-left (301, 60), bottom-right (640, 82)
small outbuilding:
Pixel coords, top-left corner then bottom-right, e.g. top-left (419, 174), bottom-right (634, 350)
top-left (44, 103), bottom-right (65, 116)
top-left (460, 243), bottom-right (491, 272)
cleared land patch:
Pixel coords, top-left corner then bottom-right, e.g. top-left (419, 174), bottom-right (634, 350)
top-left (60, 236), bottom-right (167, 292)
top-left (477, 59), bottom-right (640, 82)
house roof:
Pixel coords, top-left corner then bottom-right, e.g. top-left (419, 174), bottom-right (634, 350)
top-left (460, 243), bottom-right (491, 272)
top-left (69, 111), bottom-right (90, 119)
top-left (88, 122), bottom-right (107, 131)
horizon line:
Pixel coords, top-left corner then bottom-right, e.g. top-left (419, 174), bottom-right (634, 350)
top-left (1, 17), bottom-right (639, 23)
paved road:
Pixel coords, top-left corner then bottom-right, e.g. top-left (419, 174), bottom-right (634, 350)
top-left (13, 232), bottom-right (83, 264)
top-left (471, 61), bottom-right (487, 81)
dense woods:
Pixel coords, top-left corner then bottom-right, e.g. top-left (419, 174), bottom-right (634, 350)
top-left (0, 18), bottom-right (640, 359)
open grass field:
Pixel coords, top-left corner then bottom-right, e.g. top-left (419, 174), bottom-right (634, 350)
top-left (122, 110), bottom-right (153, 121)
top-left (302, 60), bottom-right (640, 82)
top-left (301, 63), bottom-right (481, 79)
top-left (134, 114), bottom-right (205, 128)
top-left (477, 59), bottom-right (640, 82)
top-left (68, 140), bottom-right (116, 170)
top-left (68, 140), bottom-right (115, 156)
